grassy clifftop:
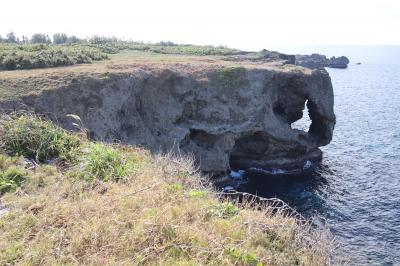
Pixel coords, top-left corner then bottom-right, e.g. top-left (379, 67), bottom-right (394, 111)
top-left (0, 41), bottom-right (244, 71)
top-left (0, 114), bottom-right (334, 265)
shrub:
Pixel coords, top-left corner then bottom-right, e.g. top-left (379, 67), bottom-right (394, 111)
top-left (225, 247), bottom-right (260, 265)
top-left (0, 114), bottom-right (80, 163)
top-left (215, 66), bottom-right (245, 89)
top-left (188, 189), bottom-right (207, 198)
top-left (0, 166), bottom-right (28, 194)
top-left (81, 143), bottom-right (133, 182)
top-left (207, 202), bottom-right (239, 219)
top-left (0, 43), bottom-right (108, 70)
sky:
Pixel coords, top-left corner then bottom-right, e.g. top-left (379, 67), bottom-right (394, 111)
top-left (1, 0), bottom-right (400, 51)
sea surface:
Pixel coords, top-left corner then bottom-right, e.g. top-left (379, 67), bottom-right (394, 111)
top-left (235, 48), bottom-right (400, 265)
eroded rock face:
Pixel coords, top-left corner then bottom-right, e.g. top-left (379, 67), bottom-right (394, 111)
top-left (295, 54), bottom-right (328, 69)
top-left (2, 61), bottom-right (335, 173)
top-left (295, 53), bottom-right (349, 69)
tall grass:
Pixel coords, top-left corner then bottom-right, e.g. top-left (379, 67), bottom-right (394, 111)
top-left (0, 164), bottom-right (28, 194)
top-left (80, 143), bottom-right (134, 182)
top-left (0, 113), bottom-right (80, 163)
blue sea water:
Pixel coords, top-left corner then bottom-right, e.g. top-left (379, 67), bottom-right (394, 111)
top-left (236, 47), bottom-right (400, 265)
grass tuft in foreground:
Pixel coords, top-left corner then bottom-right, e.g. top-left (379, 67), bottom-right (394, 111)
top-left (0, 113), bottom-right (80, 163)
top-left (0, 157), bottom-right (29, 194)
top-left (76, 142), bottom-right (137, 182)
top-left (0, 114), bottom-right (336, 265)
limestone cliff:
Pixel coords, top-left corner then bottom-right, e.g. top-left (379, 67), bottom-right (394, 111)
top-left (0, 53), bottom-right (335, 173)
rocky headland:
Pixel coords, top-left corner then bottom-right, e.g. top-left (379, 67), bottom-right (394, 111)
top-left (0, 51), bottom-right (335, 174)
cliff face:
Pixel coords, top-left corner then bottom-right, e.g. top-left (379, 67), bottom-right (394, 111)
top-left (0, 55), bottom-right (335, 173)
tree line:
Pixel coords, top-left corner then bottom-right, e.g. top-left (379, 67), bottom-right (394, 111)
top-left (0, 32), bottom-right (121, 45)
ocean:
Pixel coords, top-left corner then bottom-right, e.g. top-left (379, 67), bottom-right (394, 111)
top-left (237, 46), bottom-right (400, 265)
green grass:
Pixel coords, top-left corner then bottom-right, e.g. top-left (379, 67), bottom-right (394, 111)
top-left (207, 202), bottom-right (239, 219)
top-left (0, 165), bottom-right (29, 194)
top-left (0, 43), bottom-right (108, 70)
top-left (215, 66), bottom-right (246, 89)
top-left (79, 142), bottom-right (135, 182)
top-left (0, 113), bottom-right (80, 163)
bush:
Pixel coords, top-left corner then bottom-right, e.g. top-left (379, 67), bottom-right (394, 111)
top-left (0, 166), bottom-right (28, 194)
top-left (0, 114), bottom-right (80, 163)
top-left (0, 43), bottom-right (108, 70)
top-left (207, 202), bottom-right (239, 219)
top-left (81, 143), bottom-right (133, 182)
top-left (215, 66), bottom-right (245, 89)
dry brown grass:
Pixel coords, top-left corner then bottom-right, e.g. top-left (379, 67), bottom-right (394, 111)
top-left (0, 142), bottom-right (337, 265)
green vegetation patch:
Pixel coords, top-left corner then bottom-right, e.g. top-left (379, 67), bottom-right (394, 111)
top-left (0, 43), bottom-right (108, 70)
top-left (0, 37), bottom-right (246, 71)
top-left (80, 143), bottom-right (135, 182)
top-left (188, 189), bottom-right (207, 198)
top-left (88, 41), bottom-right (244, 56)
top-left (225, 247), bottom-right (262, 265)
top-left (207, 202), bottom-right (239, 219)
top-left (0, 113), bottom-right (80, 163)
top-left (0, 166), bottom-right (29, 194)
top-left (215, 66), bottom-right (246, 89)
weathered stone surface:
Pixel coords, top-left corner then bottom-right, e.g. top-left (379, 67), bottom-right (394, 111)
top-left (295, 54), bottom-right (328, 69)
top-left (295, 53), bottom-right (349, 69)
top-left (0, 58), bottom-right (335, 173)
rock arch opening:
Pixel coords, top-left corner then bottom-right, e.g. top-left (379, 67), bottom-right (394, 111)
top-left (291, 99), bottom-right (312, 132)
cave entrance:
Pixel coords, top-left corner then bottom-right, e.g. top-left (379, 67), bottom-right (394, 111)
top-left (228, 132), bottom-right (270, 170)
top-left (291, 100), bottom-right (312, 132)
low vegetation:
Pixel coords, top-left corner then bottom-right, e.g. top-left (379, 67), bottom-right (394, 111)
top-left (88, 41), bottom-right (244, 56)
top-left (0, 43), bottom-right (108, 70)
top-left (0, 32), bottom-right (247, 71)
top-left (0, 113), bottom-right (80, 163)
top-left (215, 66), bottom-right (246, 89)
top-left (0, 159), bottom-right (29, 194)
top-left (0, 114), bottom-right (335, 265)
top-left (77, 142), bottom-right (136, 182)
